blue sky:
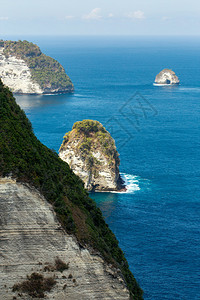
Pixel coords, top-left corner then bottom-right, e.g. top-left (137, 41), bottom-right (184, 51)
top-left (0, 0), bottom-right (200, 36)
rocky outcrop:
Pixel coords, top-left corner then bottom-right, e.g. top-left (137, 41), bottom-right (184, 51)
top-left (154, 69), bottom-right (180, 85)
top-left (0, 40), bottom-right (74, 94)
top-left (59, 120), bottom-right (125, 192)
top-left (0, 177), bottom-right (129, 300)
top-left (0, 48), bottom-right (43, 94)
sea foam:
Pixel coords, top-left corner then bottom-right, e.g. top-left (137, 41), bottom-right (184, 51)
top-left (110, 173), bottom-right (141, 194)
top-left (121, 173), bottom-right (140, 194)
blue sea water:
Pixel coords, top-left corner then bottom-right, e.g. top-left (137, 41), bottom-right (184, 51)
top-left (15, 36), bottom-right (200, 300)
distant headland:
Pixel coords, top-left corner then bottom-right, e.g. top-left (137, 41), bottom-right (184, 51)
top-left (0, 40), bottom-right (74, 94)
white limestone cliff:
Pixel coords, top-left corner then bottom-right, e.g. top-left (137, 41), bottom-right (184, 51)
top-left (0, 177), bottom-right (130, 300)
top-left (0, 48), bottom-right (43, 94)
top-left (59, 142), bottom-right (121, 192)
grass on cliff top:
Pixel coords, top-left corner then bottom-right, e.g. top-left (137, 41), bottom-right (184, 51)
top-left (0, 80), bottom-right (143, 299)
top-left (2, 40), bottom-right (74, 92)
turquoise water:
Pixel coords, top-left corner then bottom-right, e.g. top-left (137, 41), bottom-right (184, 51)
top-left (15, 36), bottom-right (200, 300)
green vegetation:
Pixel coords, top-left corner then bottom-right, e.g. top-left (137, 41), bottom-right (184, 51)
top-left (2, 40), bottom-right (74, 92)
top-left (0, 80), bottom-right (143, 299)
top-left (60, 120), bottom-right (120, 174)
top-left (73, 120), bottom-right (105, 135)
top-left (0, 39), bottom-right (4, 47)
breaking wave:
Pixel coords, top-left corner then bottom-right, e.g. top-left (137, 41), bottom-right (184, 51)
top-left (178, 87), bottom-right (200, 93)
top-left (120, 173), bottom-right (140, 194)
top-left (110, 173), bottom-right (151, 194)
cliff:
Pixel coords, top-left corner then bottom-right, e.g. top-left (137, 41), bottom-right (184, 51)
top-left (0, 177), bottom-right (130, 300)
top-left (0, 80), bottom-right (143, 299)
top-left (59, 120), bottom-right (125, 192)
top-left (154, 69), bottom-right (180, 85)
top-left (0, 40), bottom-right (74, 94)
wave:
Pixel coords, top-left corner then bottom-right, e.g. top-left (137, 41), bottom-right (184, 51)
top-left (110, 173), bottom-right (141, 194)
top-left (153, 83), bottom-right (178, 87)
top-left (178, 87), bottom-right (200, 93)
top-left (73, 93), bottom-right (85, 97)
top-left (153, 85), bottom-right (200, 92)
top-left (43, 93), bottom-right (60, 96)
top-left (110, 173), bottom-right (151, 194)
top-left (121, 173), bottom-right (140, 194)
top-left (73, 94), bottom-right (94, 98)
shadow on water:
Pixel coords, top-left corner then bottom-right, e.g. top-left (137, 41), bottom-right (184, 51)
top-left (90, 192), bottom-right (119, 220)
top-left (15, 93), bottom-right (76, 110)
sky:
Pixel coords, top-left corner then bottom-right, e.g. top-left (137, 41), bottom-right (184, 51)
top-left (0, 0), bottom-right (200, 36)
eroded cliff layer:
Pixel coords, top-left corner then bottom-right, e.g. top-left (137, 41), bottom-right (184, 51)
top-left (0, 177), bottom-right (129, 300)
top-left (0, 40), bottom-right (74, 94)
top-left (59, 120), bottom-right (125, 192)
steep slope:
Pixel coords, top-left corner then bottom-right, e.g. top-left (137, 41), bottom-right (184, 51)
top-left (0, 177), bottom-right (130, 300)
top-left (0, 40), bottom-right (74, 94)
top-left (0, 80), bottom-right (143, 299)
top-left (59, 120), bottom-right (125, 191)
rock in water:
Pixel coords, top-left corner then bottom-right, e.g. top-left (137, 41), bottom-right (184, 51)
top-left (0, 40), bottom-right (74, 94)
top-left (59, 120), bottom-right (125, 192)
top-left (154, 69), bottom-right (180, 85)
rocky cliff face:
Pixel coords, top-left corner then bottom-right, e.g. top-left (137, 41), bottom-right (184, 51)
top-left (0, 40), bottom-right (74, 94)
top-left (0, 177), bottom-right (130, 300)
top-left (59, 120), bottom-right (125, 192)
top-left (0, 48), bottom-right (43, 94)
top-left (154, 69), bottom-right (180, 85)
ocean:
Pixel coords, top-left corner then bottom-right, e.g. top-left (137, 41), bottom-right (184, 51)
top-left (15, 36), bottom-right (200, 300)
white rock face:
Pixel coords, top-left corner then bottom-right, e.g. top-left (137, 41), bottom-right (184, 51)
top-left (0, 48), bottom-right (43, 94)
top-left (59, 142), bottom-right (119, 191)
top-left (0, 177), bottom-right (129, 299)
top-left (154, 69), bottom-right (180, 85)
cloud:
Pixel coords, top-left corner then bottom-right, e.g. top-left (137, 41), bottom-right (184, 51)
top-left (126, 10), bottom-right (145, 20)
top-left (82, 8), bottom-right (102, 20)
top-left (0, 17), bottom-right (9, 21)
top-left (108, 13), bottom-right (114, 18)
top-left (65, 15), bottom-right (74, 20)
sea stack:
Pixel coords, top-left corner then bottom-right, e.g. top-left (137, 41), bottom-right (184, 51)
top-left (59, 120), bottom-right (125, 192)
top-left (154, 69), bottom-right (180, 85)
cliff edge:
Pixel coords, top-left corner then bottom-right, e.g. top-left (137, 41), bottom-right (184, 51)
top-left (0, 40), bottom-right (74, 94)
top-left (59, 120), bottom-right (125, 192)
top-left (0, 79), bottom-right (143, 299)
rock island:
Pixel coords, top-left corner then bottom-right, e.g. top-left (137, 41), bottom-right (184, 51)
top-left (59, 120), bottom-right (125, 192)
top-left (154, 69), bottom-right (180, 85)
